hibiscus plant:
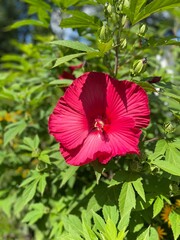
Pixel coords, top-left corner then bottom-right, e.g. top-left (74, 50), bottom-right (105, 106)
top-left (0, 0), bottom-right (180, 239)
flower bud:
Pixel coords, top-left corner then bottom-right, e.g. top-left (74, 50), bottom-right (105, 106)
top-left (131, 58), bottom-right (147, 75)
top-left (115, 2), bottom-right (122, 14)
top-left (98, 23), bottom-right (112, 43)
top-left (107, 3), bottom-right (112, 14)
top-left (164, 122), bottom-right (175, 134)
top-left (121, 15), bottom-right (127, 27)
top-left (104, 3), bottom-right (113, 16)
top-left (139, 23), bottom-right (148, 36)
top-left (119, 38), bottom-right (127, 49)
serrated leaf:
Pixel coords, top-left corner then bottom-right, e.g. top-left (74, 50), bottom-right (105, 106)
top-left (6, 19), bottom-right (47, 30)
top-left (137, 82), bottom-right (156, 92)
top-left (153, 196), bottom-right (164, 218)
top-left (53, 53), bottom-right (86, 68)
top-left (92, 211), bottom-right (106, 233)
top-left (60, 10), bottom-right (101, 30)
top-left (155, 140), bottom-right (168, 156)
top-left (60, 166), bottom-right (79, 188)
top-left (82, 212), bottom-right (98, 240)
top-left (22, 203), bottom-right (45, 225)
top-left (149, 227), bottom-right (159, 240)
top-left (119, 182), bottom-right (136, 217)
top-left (15, 179), bottom-right (39, 214)
top-left (166, 144), bottom-right (180, 166)
top-left (118, 211), bottom-right (131, 231)
top-left (37, 174), bottom-right (48, 196)
top-left (3, 120), bottom-right (26, 146)
top-left (132, 178), bottom-right (146, 202)
top-left (169, 211), bottom-right (180, 240)
top-left (128, 0), bottom-right (147, 23)
top-left (162, 91), bottom-right (180, 103)
top-left (20, 173), bottom-right (39, 187)
top-left (103, 218), bottom-right (117, 240)
top-left (137, 227), bottom-right (150, 240)
top-left (102, 205), bottom-right (119, 226)
top-left (38, 151), bottom-right (51, 164)
top-left (50, 40), bottom-right (96, 52)
top-left (132, 0), bottom-right (180, 24)
top-left (23, 135), bottom-right (40, 151)
top-left (117, 229), bottom-right (127, 240)
top-left (63, 215), bottom-right (84, 237)
top-left (97, 39), bottom-right (113, 54)
top-left (153, 160), bottom-right (180, 176)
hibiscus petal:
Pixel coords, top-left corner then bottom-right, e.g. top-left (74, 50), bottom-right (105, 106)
top-left (60, 131), bottom-right (112, 166)
top-left (48, 98), bottom-right (89, 149)
top-left (98, 117), bottom-right (141, 164)
top-left (64, 72), bottom-right (107, 120)
top-left (107, 78), bottom-right (150, 128)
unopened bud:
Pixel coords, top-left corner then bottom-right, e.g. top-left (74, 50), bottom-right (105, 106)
top-left (121, 15), bottom-right (127, 27)
top-left (120, 38), bottom-right (127, 49)
top-left (131, 58), bottom-right (147, 75)
top-left (107, 3), bottom-right (112, 14)
top-left (104, 3), bottom-right (113, 17)
top-left (115, 3), bottom-right (122, 14)
top-left (98, 23), bottom-right (112, 43)
top-left (139, 23), bottom-right (148, 36)
top-left (164, 122), bottom-right (175, 134)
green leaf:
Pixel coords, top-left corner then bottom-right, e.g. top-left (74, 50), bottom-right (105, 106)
top-left (103, 218), bottom-right (117, 240)
top-left (132, 178), bottom-right (146, 202)
top-left (53, 53), bottom-right (86, 68)
top-left (149, 227), bottom-right (159, 240)
top-left (97, 39), bottom-right (113, 54)
top-left (153, 196), bottom-right (164, 218)
top-left (96, 0), bottom-right (113, 4)
top-left (132, 0), bottom-right (180, 24)
top-left (153, 160), bottom-right (180, 176)
top-left (118, 211), bottom-right (131, 232)
top-left (38, 151), bottom-right (51, 164)
top-left (60, 10), bottom-right (101, 30)
top-left (49, 79), bottom-right (73, 86)
top-left (60, 166), bottom-right (79, 188)
top-left (6, 19), bottom-right (47, 30)
top-left (128, 0), bottom-right (147, 23)
top-left (162, 91), bottom-right (180, 103)
top-left (37, 173), bottom-right (48, 196)
top-left (82, 211), bottom-right (98, 240)
top-left (15, 179), bottom-right (39, 214)
top-left (22, 203), bottom-right (46, 225)
top-left (166, 144), bottom-right (180, 166)
top-left (60, 0), bottom-right (79, 8)
top-left (63, 215), bottom-right (84, 237)
top-left (22, 135), bottom-right (40, 151)
top-left (50, 40), bottom-right (96, 52)
top-left (20, 173), bottom-right (39, 187)
top-left (117, 229), bottom-right (128, 240)
top-left (149, 139), bottom-right (168, 161)
top-left (137, 227), bottom-right (150, 240)
top-left (92, 211), bottom-right (106, 233)
top-left (169, 211), bottom-right (180, 240)
top-left (137, 82), bottom-right (156, 92)
top-left (102, 205), bottom-right (119, 226)
top-left (3, 120), bottom-right (26, 146)
top-left (119, 182), bottom-right (136, 217)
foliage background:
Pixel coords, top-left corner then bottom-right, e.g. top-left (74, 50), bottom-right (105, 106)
top-left (0, 0), bottom-right (180, 239)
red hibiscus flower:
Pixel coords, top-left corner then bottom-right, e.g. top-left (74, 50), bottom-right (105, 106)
top-left (49, 72), bottom-right (150, 166)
